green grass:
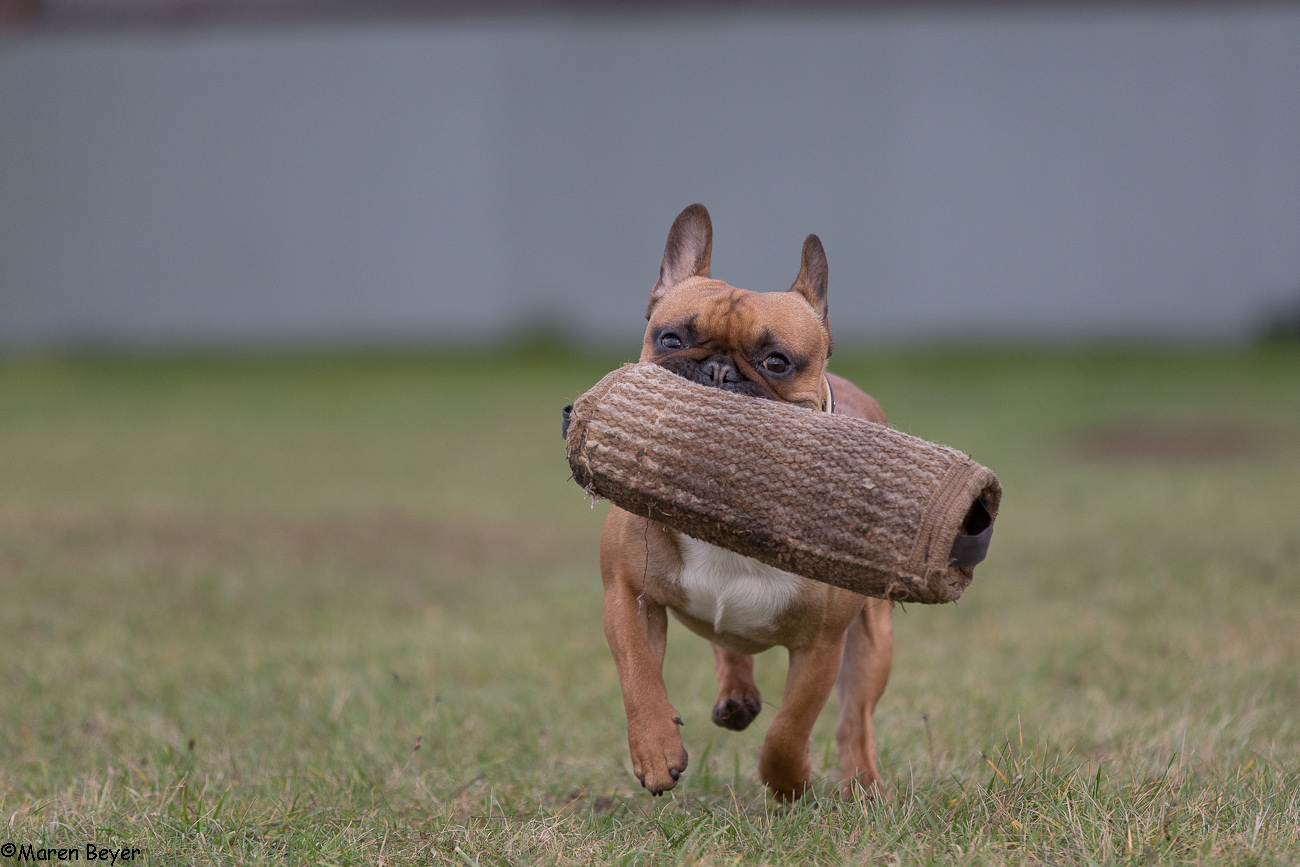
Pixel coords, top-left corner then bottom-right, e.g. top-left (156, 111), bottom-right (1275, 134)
top-left (1, 344), bottom-right (1298, 865)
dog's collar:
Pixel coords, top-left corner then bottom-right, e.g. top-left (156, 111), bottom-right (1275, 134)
top-left (821, 375), bottom-right (835, 414)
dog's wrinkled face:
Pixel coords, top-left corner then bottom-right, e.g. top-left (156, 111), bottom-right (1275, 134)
top-left (640, 204), bottom-right (832, 411)
top-left (642, 278), bottom-right (829, 407)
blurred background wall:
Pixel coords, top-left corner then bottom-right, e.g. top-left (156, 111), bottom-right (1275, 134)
top-left (3, 2), bottom-right (1299, 349)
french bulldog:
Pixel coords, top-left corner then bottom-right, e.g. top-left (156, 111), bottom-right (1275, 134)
top-left (599, 203), bottom-right (894, 802)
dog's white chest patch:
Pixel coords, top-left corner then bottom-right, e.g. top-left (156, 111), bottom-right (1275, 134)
top-left (674, 536), bottom-right (802, 636)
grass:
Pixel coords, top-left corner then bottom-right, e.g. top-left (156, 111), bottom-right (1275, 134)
top-left (0, 343), bottom-right (1298, 865)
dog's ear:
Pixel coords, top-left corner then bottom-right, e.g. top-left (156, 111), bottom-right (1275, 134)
top-left (790, 233), bottom-right (832, 356)
top-left (648, 203), bottom-right (713, 319)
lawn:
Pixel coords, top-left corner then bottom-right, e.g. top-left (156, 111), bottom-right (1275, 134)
top-left (1, 344), bottom-right (1297, 865)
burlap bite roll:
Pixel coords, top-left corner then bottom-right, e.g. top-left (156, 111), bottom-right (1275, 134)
top-left (565, 363), bottom-right (1001, 604)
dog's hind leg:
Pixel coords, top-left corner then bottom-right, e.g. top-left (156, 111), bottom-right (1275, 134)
top-left (835, 597), bottom-right (894, 798)
top-left (710, 645), bottom-right (762, 731)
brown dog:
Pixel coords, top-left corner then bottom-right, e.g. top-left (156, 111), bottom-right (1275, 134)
top-left (600, 204), bottom-right (894, 802)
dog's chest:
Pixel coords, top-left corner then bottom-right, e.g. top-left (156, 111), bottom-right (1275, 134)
top-left (673, 535), bottom-right (803, 637)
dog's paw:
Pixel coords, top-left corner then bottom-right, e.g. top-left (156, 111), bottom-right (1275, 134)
top-left (764, 777), bottom-right (812, 803)
top-left (711, 692), bottom-right (762, 731)
top-left (837, 774), bottom-right (886, 803)
top-left (758, 746), bottom-right (812, 803)
top-left (628, 716), bottom-right (688, 796)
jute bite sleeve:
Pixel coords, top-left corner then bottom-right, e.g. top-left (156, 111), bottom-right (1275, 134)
top-left (564, 363), bottom-right (1001, 604)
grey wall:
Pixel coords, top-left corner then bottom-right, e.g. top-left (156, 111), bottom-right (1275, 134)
top-left (3, 5), bottom-right (1300, 348)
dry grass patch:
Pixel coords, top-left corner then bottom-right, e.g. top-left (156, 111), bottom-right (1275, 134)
top-left (1, 347), bottom-right (1297, 864)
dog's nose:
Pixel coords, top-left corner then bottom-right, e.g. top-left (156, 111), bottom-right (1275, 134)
top-left (700, 355), bottom-right (740, 387)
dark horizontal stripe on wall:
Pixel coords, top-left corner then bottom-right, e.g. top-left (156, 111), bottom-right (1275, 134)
top-left (3, 0), bottom-right (1293, 33)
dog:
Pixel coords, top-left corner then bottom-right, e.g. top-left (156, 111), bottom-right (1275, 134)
top-left (599, 203), bottom-right (894, 802)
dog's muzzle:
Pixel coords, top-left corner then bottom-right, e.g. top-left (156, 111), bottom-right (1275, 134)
top-left (657, 354), bottom-right (771, 399)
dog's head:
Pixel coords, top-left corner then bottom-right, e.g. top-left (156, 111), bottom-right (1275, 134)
top-left (640, 204), bottom-right (833, 411)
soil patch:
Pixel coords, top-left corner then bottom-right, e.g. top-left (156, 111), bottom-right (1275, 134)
top-left (0, 507), bottom-right (591, 583)
top-left (1075, 422), bottom-right (1271, 462)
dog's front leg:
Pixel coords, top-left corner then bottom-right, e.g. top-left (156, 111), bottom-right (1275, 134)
top-left (601, 564), bottom-right (688, 795)
top-left (835, 597), bottom-right (893, 799)
top-left (757, 634), bottom-right (847, 801)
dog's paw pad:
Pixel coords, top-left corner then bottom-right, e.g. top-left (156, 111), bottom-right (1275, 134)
top-left (712, 696), bottom-right (761, 731)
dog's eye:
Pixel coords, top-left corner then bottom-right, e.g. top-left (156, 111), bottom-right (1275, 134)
top-left (659, 333), bottom-right (682, 350)
top-left (762, 354), bottom-right (790, 374)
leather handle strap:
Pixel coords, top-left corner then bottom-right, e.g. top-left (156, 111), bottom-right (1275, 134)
top-left (949, 498), bottom-right (994, 569)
